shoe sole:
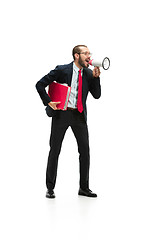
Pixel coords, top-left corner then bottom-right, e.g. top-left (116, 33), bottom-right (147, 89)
top-left (46, 195), bottom-right (55, 199)
top-left (78, 193), bottom-right (97, 198)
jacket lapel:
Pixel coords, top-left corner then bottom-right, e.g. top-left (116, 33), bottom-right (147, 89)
top-left (67, 62), bottom-right (73, 86)
top-left (82, 68), bottom-right (87, 100)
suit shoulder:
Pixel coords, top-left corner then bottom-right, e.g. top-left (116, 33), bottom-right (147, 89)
top-left (84, 67), bottom-right (93, 77)
top-left (85, 68), bottom-right (93, 73)
top-left (55, 62), bottom-right (73, 71)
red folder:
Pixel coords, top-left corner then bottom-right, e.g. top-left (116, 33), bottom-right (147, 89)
top-left (48, 82), bottom-right (71, 110)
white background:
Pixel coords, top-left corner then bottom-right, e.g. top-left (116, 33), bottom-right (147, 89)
top-left (0, 0), bottom-right (160, 239)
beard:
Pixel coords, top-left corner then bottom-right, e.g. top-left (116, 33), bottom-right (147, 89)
top-left (78, 55), bottom-right (89, 68)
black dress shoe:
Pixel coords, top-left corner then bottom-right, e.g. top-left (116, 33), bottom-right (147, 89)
top-left (78, 188), bottom-right (97, 198)
top-left (46, 190), bottom-right (55, 198)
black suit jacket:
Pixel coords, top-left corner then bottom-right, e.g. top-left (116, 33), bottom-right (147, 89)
top-left (36, 62), bottom-right (101, 121)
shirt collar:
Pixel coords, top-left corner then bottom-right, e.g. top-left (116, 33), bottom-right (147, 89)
top-left (73, 62), bottom-right (83, 74)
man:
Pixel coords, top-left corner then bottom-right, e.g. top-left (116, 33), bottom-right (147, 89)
top-left (36, 45), bottom-right (101, 198)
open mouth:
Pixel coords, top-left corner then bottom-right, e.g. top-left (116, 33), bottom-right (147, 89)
top-left (85, 59), bottom-right (90, 65)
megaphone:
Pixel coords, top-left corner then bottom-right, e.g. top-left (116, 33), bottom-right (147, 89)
top-left (89, 57), bottom-right (110, 70)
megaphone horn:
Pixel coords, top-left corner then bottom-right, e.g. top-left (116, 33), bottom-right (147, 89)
top-left (89, 57), bottom-right (110, 70)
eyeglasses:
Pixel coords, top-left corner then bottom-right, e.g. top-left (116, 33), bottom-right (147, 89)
top-left (79, 52), bottom-right (92, 57)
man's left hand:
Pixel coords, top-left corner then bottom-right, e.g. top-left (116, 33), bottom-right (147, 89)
top-left (93, 67), bottom-right (101, 78)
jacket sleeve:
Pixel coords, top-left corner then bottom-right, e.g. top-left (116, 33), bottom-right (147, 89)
top-left (35, 66), bottom-right (59, 106)
top-left (89, 71), bottom-right (101, 99)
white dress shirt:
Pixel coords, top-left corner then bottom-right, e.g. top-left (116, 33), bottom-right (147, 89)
top-left (68, 63), bottom-right (83, 109)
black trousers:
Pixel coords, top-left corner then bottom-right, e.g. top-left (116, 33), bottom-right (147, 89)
top-left (46, 109), bottom-right (90, 190)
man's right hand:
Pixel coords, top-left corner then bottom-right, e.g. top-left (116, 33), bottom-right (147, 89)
top-left (48, 101), bottom-right (61, 110)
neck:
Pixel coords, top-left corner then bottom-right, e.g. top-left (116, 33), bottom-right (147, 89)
top-left (74, 60), bottom-right (83, 70)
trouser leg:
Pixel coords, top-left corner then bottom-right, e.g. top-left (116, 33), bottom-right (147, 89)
top-left (46, 117), bottom-right (68, 190)
top-left (71, 122), bottom-right (90, 190)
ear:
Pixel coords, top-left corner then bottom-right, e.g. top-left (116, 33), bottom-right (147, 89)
top-left (74, 53), bottom-right (80, 60)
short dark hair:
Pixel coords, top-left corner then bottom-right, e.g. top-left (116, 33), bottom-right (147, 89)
top-left (72, 45), bottom-right (88, 60)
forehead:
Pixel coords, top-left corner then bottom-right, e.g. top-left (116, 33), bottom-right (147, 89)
top-left (79, 46), bottom-right (90, 52)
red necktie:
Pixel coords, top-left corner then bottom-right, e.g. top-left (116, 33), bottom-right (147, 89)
top-left (77, 69), bottom-right (83, 113)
